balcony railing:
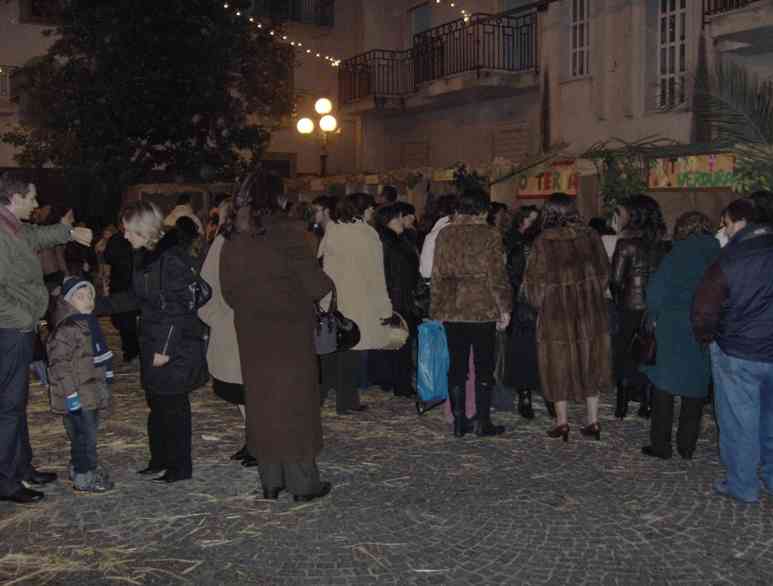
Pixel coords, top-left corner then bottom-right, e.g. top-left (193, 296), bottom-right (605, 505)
top-left (251, 0), bottom-right (335, 27)
top-left (339, 10), bottom-right (538, 104)
top-left (704, 0), bottom-right (760, 16)
top-left (413, 12), bottom-right (538, 85)
top-left (338, 50), bottom-right (414, 104)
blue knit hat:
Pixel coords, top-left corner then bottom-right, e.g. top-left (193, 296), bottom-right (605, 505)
top-left (61, 277), bottom-right (95, 303)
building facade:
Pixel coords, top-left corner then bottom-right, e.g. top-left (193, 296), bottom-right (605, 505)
top-left (2, 0), bottom-right (772, 217)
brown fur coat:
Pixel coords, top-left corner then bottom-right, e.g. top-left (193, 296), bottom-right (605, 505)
top-left (523, 225), bottom-right (612, 402)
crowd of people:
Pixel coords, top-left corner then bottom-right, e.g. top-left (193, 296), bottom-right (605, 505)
top-left (1, 169), bottom-right (773, 507)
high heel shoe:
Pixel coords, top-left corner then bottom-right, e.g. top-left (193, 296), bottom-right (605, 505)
top-left (546, 423), bottom-right (570, 442)
top-left (580, 422), bottom-right (601, 441)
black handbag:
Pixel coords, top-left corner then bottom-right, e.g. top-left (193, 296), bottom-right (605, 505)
top-left (629, 312), bottom-right (657, 366)
top-left (314, 284), bottom-right (360, 355)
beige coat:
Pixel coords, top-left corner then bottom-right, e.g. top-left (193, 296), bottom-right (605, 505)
top-left (198, 235), bottom-right (243, 384)
top-left (318, 221), bottom-right (393, 351)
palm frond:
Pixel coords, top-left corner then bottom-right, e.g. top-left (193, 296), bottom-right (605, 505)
top-left (692, 58), bottom-right (773, 149)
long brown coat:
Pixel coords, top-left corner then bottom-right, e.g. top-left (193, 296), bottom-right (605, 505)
top-left (220, 217), bottom-right (332, 463)
top-left (523, 226), bottom-right (612, 402)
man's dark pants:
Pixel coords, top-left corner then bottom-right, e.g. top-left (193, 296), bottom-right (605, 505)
top-left (0, 329), bottom-right (34, 496)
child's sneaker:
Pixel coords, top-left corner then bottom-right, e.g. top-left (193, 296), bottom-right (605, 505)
top-left (73, 470), bottom-right (115, 493)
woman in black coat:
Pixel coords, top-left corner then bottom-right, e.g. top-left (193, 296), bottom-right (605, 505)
top-left (504, 205), bottom-right (542, 419)
top-left (610, 195), bottom-right (669, 419)
top-left (370, 204), bottom-right (419, 397)
top-left (104, 203), bottom-right (209, 483)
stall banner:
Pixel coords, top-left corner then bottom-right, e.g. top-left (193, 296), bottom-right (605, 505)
top-left (517, 161), bottom-right (578, 198)
top-left (649, 154), bottom-right (736, 190)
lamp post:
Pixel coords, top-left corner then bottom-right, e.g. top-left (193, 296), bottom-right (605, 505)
top-left (296, 97), bottom-right (338, 177)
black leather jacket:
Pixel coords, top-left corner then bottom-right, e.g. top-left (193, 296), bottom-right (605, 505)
top-left (611, 232), bottom-right (670, 311)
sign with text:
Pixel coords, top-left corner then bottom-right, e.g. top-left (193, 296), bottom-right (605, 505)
top-left (517, 162), bottom-right (578, 198)
top-left (649, 154), bottom-right (736, 190)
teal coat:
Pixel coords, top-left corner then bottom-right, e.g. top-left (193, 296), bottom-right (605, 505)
top-left (641, 234), bottom-right (720, 398)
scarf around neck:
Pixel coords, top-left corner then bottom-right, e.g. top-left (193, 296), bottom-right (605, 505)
top-left (67, 314), bottom-right (114, 384)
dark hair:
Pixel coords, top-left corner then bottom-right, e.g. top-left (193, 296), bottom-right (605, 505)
top-left (487, 202), bottom-right (508, 226)
top-left (176, 193), bottom-right (192, 206)
top-left (749, 190), bottom-right (773, 224)
top-left (337, 193), bottom-right (375, 223)
top-left (0, 172), bottom-right (31, 206)
top-left (221, 172), bottom-right (281, 239)
top-left (382, 185), bottom-right (398, 203)
top-left (673, 211), bottom-right (713, 241)
top-left (621, 194), bottom-right (666, 243)
top-left (541, 193), bottom-right (581, 230)
top-left (457, 189), bottom-right (490, 216)
top-left (175, 216), bottom-right (203, 257)
top-left (375, 204), bottom-right (403, 232)
top-left (312, 194), bottom-right (339, 221)
top-left (393, 201), bottom-right (415, 217)
top-left (512, 205), bottom-right (539, 232)
top-left (723, 198), bottom-right (757, 224)
top-left (427, 194), bottom-right (458, 222)
top-left (589, 217), bottom-right (615, 235)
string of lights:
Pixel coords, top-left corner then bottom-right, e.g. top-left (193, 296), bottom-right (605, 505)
top-left (223, 0), bottom-right (474, 68)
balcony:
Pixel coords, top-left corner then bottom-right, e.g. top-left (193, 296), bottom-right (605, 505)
top-left (251, 0), bottom-right (334, 27)
top-left (339, 11), bottom-right (539, 112)
top-left (704, 0), bottom-right (761, 17)
top-left (705, 0), bottom-right (773, 59)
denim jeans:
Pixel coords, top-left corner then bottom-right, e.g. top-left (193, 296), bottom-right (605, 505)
top-left (710, 343), bottom-right (773, 501)
top-left (0, 329), bottom-right (34, 496)
top-left (63, 409), bottom-right (99, 474)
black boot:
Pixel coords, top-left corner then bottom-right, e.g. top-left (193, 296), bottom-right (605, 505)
top-left (517, 389), bottom-right (535, 420)
top-left (638, 384), bottom-right (652, 419)
top-left (449, 385), bottom-right (466, 438)
top-left (615, 381), bottom-right (629, 419)
top-left (544, 397), bottom-right (557, 419)
top-left (474, 383), bottom-right (505, 437)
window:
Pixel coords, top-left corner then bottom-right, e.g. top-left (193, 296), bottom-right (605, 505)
top-left (502, 0), bottom-right (532, 12)
top-left (251, 1), bottom-right (335, 27)
top-left (19, 0), bottom-right (64, 25)
top-left (0, 68), bottom-right (11, 100)
top-left (570, 0), bottom-right (591, 78)
top-left (657, 0), bottom-right (688, 108)
top-left (410, 3), bottom-right (432, 40)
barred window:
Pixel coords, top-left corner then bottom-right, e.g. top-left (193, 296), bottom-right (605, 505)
top-left (0, 67), bottom-right (14, 100)
top-left (657, 0), bottom-right (688, 107)
top-left (570, 0), bottom-right (591, 78)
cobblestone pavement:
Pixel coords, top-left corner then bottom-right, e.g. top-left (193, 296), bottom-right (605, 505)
top-left (1, 334), bottom-right (772, 585)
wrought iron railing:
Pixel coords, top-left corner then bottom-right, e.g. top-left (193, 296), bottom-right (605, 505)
top-left (251, 0), bottom-right (335, 27)
top-left (704, 0), bottom-right (760, 16)
top-left (338, 10), bottom-right (538, 104)
top-left (338, 50), bottom-right (414, 104)
top-left (413, 11), bottom-right (538, 85)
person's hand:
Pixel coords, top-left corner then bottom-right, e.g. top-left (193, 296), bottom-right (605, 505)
top-left (152, 353), bottom-right (170, 367)
top-left (60, 209), bottom-right (74, 226)
top-left (70, 227), bottom-right (93, 246)
top-left (496, 312), bottom-right (511, 331)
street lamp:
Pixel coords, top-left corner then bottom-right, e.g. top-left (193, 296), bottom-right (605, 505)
top-left (296, 97), bottom-right (338, 177)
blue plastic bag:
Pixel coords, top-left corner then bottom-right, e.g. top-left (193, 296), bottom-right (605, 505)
top-left (417, 320), bottom-right (449, 403)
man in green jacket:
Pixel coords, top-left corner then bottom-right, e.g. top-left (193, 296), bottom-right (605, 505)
top-left (0, 172), bottom-right (93, 504)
